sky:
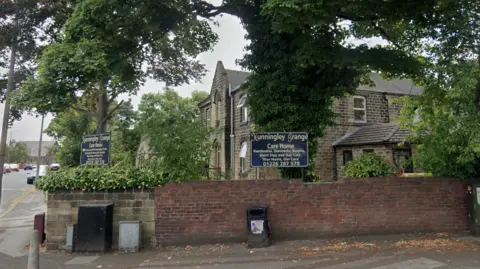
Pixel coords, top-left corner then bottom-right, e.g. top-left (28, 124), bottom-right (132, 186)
top-left (1, 1), bottom-right (247, 142)
top-left (1, 1), bottom-right (386, 143)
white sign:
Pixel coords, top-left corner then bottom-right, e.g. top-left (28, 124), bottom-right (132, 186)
top-left (250, 220), bottom-right (264, 234)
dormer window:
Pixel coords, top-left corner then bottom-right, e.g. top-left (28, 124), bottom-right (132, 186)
top-left (353, 96), bottom-right (367, 123)
top-left (237, 95), bottom-right (248, 123)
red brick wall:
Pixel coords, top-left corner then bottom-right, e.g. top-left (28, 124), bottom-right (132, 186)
top-left (155, 178), bottom-right (467, 245)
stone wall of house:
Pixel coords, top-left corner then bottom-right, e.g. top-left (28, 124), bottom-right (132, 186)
top-left (45, 189), bottom-right (156, 251)
top-left (335, 145), bottom-right (393, 179)
top-left (232, 89), bottom-right (278, 180)
top-left (155, 178), bottom-right (467, 246)
top-left (385, 94), bottom-right (404, 123)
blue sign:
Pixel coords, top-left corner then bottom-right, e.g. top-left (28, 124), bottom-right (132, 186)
top-left (80, 133), bottom-right (111, 165)
top-left (250, 132), bottom-right (308, 168)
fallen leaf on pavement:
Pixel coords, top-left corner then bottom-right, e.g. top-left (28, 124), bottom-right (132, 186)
top-left (393, 238), bottom-right (480, 251)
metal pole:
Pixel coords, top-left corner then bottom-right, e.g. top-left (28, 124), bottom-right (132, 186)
top-left (0, 17), bottom-right (18, 205)
top-left (27, 230), bottom-right (40, 269)
top-left (35, 115), bottom-right (45, 180)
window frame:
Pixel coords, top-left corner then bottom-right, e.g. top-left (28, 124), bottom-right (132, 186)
top-left (353, 95), bottom-right (367, 123)
top-left (205, 108), bottom-right (211, 127)
top-left (239, 141), bottom-right (247, 172)
top-left (237, 95), bottom-right (248, 123)
top-left (343, 150), bottom-right (353, 166)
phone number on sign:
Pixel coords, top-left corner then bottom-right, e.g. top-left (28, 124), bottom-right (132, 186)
top-left (262, 161), bottom-right (301, 167)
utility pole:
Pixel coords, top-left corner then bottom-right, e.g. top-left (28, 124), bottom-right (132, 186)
top-left (0, 15), bottom-right (18, 205)
top-left (35, 115), bottom-right (45, 180)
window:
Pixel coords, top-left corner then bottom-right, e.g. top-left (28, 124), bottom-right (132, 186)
top-left (215, 92), bottom-right (221, 124)
top-left (394, 149), bottom-right (413, 173)
top-left (239, 141), bottom-right (248, 172)
top-left (363, 149), bottom-right (374, 153)
top-left (237, 95), bottom-right (248, 123)
top-left (353, 96), bottom-right (367, 122)
top-left (213, 139), bottom-right (220, 168)
top-left (205, 108), bottom-right (211, 127)
top-left (343, 150), bottom-right (353, 165)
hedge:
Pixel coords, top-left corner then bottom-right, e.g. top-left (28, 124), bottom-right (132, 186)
top-left (35, 166), bottom-right (166, 192)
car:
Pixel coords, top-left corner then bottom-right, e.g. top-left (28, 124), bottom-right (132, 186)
top-left (27, 165), bottom-right (48, 184)
top-left (24, 164), bottom-right (33, 170)
top-left (3, 164), bottom-right (10, 173)
top-left (10, 164), bottom-right (19, 172)
top-left (49, 163), bottom-right (60, 171)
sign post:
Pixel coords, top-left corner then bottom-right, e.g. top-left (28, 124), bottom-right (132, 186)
top-left (250, 132), bottom-right (308, 169)
top-left (80, 133), bottom-right (111, 166)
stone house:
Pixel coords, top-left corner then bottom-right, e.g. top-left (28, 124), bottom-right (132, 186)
top-left (199, 61), bottom-right (422, 180)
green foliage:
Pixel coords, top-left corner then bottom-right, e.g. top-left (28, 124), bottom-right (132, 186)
top-left (35, 166), bottom-right (165, 192)
top-left (110, 101), bottom-right (141, 167)
top-left (397, 60), bottom-right (480, 180)
top-left (191, 90), bottom-right (209, 104)
top-left (138, 89), bottom-right (211, 182)
top-left (343, 152), bottom-right (394, 178)
top-left (6, 140), bottom-right (29, 163)
top-left (13, 0), bottom-right (218, 131)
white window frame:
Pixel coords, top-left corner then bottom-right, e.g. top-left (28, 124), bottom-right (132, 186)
top-left (239, 142), bottom-right (247, 173)
top-left (237, 95), bottom-right (248, 123)
top-left (353, 95), bottom-right (367, 123)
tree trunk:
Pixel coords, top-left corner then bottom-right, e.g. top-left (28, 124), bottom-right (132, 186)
top-left (96, 79), bottom-right (109, 133)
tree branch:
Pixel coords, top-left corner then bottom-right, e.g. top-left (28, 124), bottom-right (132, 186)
top-left (192, 0), bottom-right (238, 18)
top-left (107, 89), bottom-right (121, 105)
top-left (99, 100), bottom-right (125, 127)
top-left (370, 21), bottom-right (402, 50)
top-left (72, 106), bottom-right (97, 117)
top-left (336, 12), bottom-right (380, 21)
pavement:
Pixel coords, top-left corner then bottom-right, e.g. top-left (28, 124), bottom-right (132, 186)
top-left (1, 170), bottom-right (480, 268)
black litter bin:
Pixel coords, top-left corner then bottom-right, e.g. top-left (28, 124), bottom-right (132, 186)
top-left (247, 206), bottom-right (270, 248)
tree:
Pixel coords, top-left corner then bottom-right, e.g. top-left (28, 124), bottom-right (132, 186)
top-left (1, 0), bottom-right (72, 119)
top-left (396, 60), bottom-right (480, 180)
top-left (194, 0), bottom-right (478, 179)
top-left (6, 140), bottom-right (29, 163)
top-left (138, 89), bottom-right (211, 181)
top-left (110, 101), bottom-right (141, 167)
top-left (191, 90), bottom-right (209, 104)
top-left (13, 0), bottom-right (218, 133)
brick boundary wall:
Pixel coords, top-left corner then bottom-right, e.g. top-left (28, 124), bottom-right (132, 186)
top-left (155, 178), bottom-right (467, 246)
top-left (46, 189), bottom-right (155, 251)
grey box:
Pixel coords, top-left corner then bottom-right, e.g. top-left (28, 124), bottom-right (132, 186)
top-left (66, 224), bottom-right (76, 253)
top-left (118, 221), bottom-right (142, 252)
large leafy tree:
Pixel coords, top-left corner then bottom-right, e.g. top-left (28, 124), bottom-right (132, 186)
top-left (1, 0), bottom-right (71, 109)
top-left (397, 61), bottom-right (480, 180)
top-left (195, 0), bottom-right (479, 179)
top-left (6, 140), bottom-right (29, 163)
top-left (138, 89), bottom-right (211, 181)
top-left (14, 0), bottom-right (218, 133)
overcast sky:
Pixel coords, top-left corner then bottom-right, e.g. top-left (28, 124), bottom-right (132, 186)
top-left (1, 0), bottom-right (386, 142)
top-left (1, 0), bottom-right (247, 142)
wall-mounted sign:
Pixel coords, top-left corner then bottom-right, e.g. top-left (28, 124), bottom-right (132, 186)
top-left (80, 133), bottom-right (111, 165)
top-left (250, 132), bottom-right (308, 168)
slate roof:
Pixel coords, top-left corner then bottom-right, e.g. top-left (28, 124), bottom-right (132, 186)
top-left (225, 69), bottom-right (249, 92)
top-left (332, 123), bottom-right (410, 147)
top-left (226, 70), bottom-right (421, 96)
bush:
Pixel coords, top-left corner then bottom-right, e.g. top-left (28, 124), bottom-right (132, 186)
top-left (343, 152), bottom-right (394, 178)
top-left (35, 166), bottom-right (166, 192)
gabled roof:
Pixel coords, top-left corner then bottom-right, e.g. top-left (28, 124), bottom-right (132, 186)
top-left (226, 70), bottom-right (421, 96)
top-left (225, 69), bottom-right (249, 92)
top-left (332, 123), bottom-right (410, 147)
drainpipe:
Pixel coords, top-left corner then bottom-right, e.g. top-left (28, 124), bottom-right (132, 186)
top-left (332, 146), bottom-right (338, 181)
top-left (229, 84), bottom-right (235, 180)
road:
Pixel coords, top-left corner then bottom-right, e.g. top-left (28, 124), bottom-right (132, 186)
top-left (0, 170), bottom-right (45, 258)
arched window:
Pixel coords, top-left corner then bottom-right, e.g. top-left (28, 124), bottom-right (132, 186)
top-left (205, 108), bottom-right (211, 127)
top-left (213, 139), bottom-right (221, 168)
top-left (215, 92), bottom-right (221, 125)
top-left (237, 95), bottom-right (248, 123)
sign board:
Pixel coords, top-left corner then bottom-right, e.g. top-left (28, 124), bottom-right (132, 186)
top-left (80, 133), bottom-right (111, 165)
top-left (250, 132), bottom-right (308, 168)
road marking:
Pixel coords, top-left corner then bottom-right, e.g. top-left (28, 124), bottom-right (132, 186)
top-left (371, 258), bottom-right (446, 269)
top-left (0, 188), bottom-right (35, 219)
